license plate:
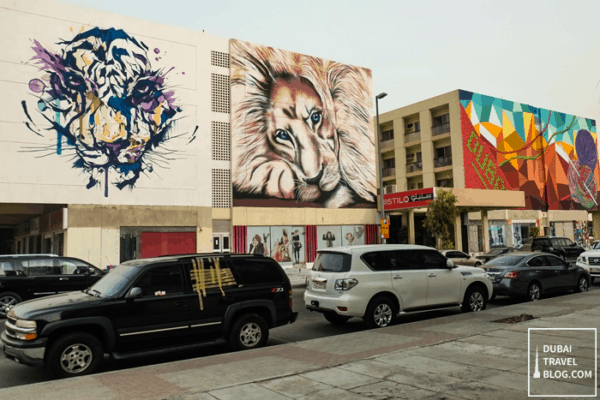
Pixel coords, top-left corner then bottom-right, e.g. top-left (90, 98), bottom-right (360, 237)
top-left (313, 281), bottom-right (326, 290)
top-left (591, 268), bottom-right (600, 273)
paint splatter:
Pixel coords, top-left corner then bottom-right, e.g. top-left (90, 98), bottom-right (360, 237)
top-left (28, 79), bottom-right (45, 93)
top-left (154, 48), bottom-right (160, 54)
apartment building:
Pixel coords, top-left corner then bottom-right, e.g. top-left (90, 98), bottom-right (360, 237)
top-left (377, 90), bottom-right (595, 253)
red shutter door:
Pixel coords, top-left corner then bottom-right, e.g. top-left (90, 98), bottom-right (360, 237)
top-left (140, 232), bottom-right (196, 258)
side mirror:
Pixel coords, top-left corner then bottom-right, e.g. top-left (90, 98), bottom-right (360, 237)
top-left (126, 287), bottom-right (143, 299)
top-left (447, 259), bottom-right (455, 268)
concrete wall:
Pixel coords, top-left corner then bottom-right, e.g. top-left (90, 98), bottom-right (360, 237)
top-left (232, 207), bottom-right (378, 226)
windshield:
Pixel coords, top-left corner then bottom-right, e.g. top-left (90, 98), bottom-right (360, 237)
top-left (87, 265), bottom-right (140, 298)
top-left (487, 255), bottom-right (525, 266)
top-left (313, 252), bottom-right (351, 272)
top-left (485, 249), bottom-right (504, 256)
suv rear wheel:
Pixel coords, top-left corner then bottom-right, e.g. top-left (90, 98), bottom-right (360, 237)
top-left (46, 332), bottom-right (103, 378)
top-left (462, 286), bottom-right (487, 312)
top-left (0, 292), bottom-right (22, 318)
top-left (228, 313), bottom-right (269, 351)
top-left (364, 296), bottom-right (396, 329)
top-left (324, 311), bottom-right (351, 325)
top-left (527, 282), bottom-right (541, 301)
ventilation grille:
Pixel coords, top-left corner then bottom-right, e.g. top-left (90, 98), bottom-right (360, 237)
top-left (212, 122), bottom-right (231, 161)
top-left (211, 51), bottom-right (230, 68)
top-left (211, 73), bottom-right (230, 113)
top-left (212, 169), bottom-right (231, 208)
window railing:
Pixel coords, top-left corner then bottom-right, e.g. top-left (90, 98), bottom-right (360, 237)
top-left (432, 122), bottom-right (450, 136)
top-left (434, 156), bottom-right (452, 168)
top-left (404, 130), bottom-right (421, 143)
top-left (406, 162), bottom-right (423, 173)
top-left (382, 167), bottom-right (396, 177)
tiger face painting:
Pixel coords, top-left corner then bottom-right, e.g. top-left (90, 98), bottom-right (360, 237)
top-left (23, 28), bottom-right (185, 197)
top-left (231, 40), bottom-right (377, 208)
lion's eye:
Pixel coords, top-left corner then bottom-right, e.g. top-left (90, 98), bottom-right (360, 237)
top-left (134, 81), bottom-right (152, 95)
top-left (65, 74), bottom-right (86, 91)
top-left (310, 112), bottom-right (321, 124)
top-left (275, 129), bottom-right (291, 142)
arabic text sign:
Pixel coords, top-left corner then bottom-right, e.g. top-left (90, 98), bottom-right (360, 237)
top-left (384, 188), bottom-right (435, 210)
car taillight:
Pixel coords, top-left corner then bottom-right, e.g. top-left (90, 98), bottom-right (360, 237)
top-left (504, 271), bottom-right (520, 279)
top-left (289, 290), bottom-right (293, 309)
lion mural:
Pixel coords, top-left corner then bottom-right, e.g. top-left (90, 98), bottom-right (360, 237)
top-left (22, 27), bottom-right (187, 197)
top-left (231, 40), bottom-right (376, 208)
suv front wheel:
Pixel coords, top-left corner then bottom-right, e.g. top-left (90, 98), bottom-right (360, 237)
top-left (462, 286), bottom-right (487, 312)
top-left (46, 332), bottom-right (103, 378)
top-left (364, 296), bottom-right (396, 329)
top-left (229, 313), bottom-right (269, 351)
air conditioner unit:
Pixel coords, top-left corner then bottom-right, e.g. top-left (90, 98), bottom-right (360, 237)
top-left (384, 185), bottom-right (397, 194)
top-left (408, 165), bottom-right (415, 173)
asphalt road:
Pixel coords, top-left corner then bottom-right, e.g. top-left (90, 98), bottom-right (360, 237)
top-left (1, 284), bottom-right (598, 389)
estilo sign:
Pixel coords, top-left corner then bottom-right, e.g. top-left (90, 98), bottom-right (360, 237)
top-left (384, 188), bottom-right (435, 211)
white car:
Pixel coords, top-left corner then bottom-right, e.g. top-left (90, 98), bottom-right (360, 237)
top-left (576, 250), bottom-right (600, 283)
top-left (304, 244), bottom-right (493, 329)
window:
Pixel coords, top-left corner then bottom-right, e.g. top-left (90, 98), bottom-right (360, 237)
top-left (229, 258), bottom-right (283, 285)
top-left (417, 182), bottom-right (424, 189)
top-left (362, 251), bottom-right (397, 271)
top-left (551, 238), bottom-right (562, 247)
top-left (0, 261), bottom-right (11, 275)
top-left (58, 258), bottom-right (98, 275)
top-left (383, 159), bottom-right (395, 168)
top-left (446, 251), bottom-right (466, 259)
top-left (437, 179), bottom-right (453, 187)
top-left (564, 238), bottom-right (574, 246)
top-left (422, 250), bottom-right (448, 269)
top-left (416, 152), bottom-right (422, 162)
top-left (314, 252), bottom-right (351, 272)
top-left (414, 122), bottom-right (421, 131)
top-left (436, 146), bottom-right (451, 158)
top-left (25, 258), bottom-right (58, 276)
top-left (135, 265), bottom-right (184, 297)
top-left (547, 256), bottom-right (566, 267)
top-left (433, 114), bottom-right (450, 126)
top-left (382, 129), bottom-right (394, 141)
top-left (394, 250), bottom-right (422, 270)
top-left (527, 256), bottom-right (548, 267)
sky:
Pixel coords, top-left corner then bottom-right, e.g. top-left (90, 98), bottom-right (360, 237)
top-left (58, 0), bottom-right (600, 119)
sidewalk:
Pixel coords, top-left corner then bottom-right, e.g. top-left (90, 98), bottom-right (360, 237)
top-left (284, 266), bottom-right (311, 288)
top-left (2, 290), bottom-right (600, 400)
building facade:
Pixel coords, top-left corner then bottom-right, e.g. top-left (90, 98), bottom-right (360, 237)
top-left (0, 0), bottom-right (379, 268)
top-left (378, 90), bottom-right (596, 253)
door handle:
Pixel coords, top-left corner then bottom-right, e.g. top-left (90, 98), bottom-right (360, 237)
top-left (60, 278), bottom-right (69, 281)
top-left (393, 276), bottom-right (403, 279)
top-left (428, 273), bottom-right (437, 278)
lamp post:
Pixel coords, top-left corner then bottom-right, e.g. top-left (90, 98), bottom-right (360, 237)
top-left (376, 92), bottom-right (388, 244)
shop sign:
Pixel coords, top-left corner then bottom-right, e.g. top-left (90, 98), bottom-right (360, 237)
top-left (381, 218), bottom-right (389, 239)
top-left (384, 188), bottom-right (435, 211)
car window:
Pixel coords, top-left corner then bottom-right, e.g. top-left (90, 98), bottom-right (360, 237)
top-left (361, 251), bottom-right (397, 271)
top-left (25, 258), bottom-right (59, 276)
top-left (527, 256), bottom-right (549, 267)
top-left (58, 258), bottom-right (98, 275)
top-left (422, 250), bottom-right (448, 269)
top-left (395, 250), bottom-right (422, 270)
top-left (229, 258), bottom-right (283, 285)
top-left (445, 251), bottom-right (463, 259)
top-left (313, 252), bottom-right (351, 272)
top-left (547, 256), bottom-right (567, 267)
top-left (489, 255), bottom-right (526, 266)
top-left (564, 238), bottom-right (574, 246)
top-left (0, 261), bottom-right (12, 275)
top-left (551, 238), bottom-right (562, 247)
top-left (134, 265), bottom-right (184, 297)
top-left (534, 239), bottom-right (551, 247)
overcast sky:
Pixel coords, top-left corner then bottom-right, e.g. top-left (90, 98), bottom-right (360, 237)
top-left (58, 0), bottom-right (600, 119)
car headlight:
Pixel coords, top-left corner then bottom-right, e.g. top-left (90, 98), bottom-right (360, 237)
top-left (578, 256), bottom-right (589, 265)
top-left (334, 278), bottom-right (358, 291)
top-left (16, 320), bottom-right (36, 329)
top-left (7, 319), bottom-right (37, 340)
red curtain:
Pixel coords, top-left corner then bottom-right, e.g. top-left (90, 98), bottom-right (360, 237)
top-left (305, 225), bottom-right (317, 262)
top-left (233, 226), bottom-right (247, 254)
top-left (365, 224), bottom-right (380, 244)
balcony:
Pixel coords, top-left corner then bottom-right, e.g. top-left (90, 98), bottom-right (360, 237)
top-left (434, 156), bottom-right (452, 168)
top-left (406, 162), bottom-right (423, 173)
top-left (382, 167), bottom-right (396, 178)
top-left (432, 123), bottom-right (450, 136)
top-left (404, 130), bottom-right (421, 143)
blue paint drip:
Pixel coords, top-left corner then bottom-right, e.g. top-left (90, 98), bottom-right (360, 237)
top-left (55, 98), bottom-right (62, 155)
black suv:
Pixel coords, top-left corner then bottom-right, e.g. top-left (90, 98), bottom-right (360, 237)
top-left (0, 254), bottom-right (104, 317)
top-left (1, 253), bottom-right (297, 378)
top-left (531, 237), bottom-right (585, 262)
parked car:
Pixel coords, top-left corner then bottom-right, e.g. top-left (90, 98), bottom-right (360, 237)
top-left (590, 241), bottom-right (600, 250)
top-left (516, 237), bottom-right (533, 252)
top-left (439, 250), bottom-right (483, 267)
top-left (576, 249), bottom-right (600, 283)
top-left (484, 252), bottom-right (590, 301)
top-left (1, 253), bottom-right (297, 378)
top-left (304, 245), bottom-right (492, 329)
top-left (0, 254), bottom-right (105, 318)
top-left (531, 237), bottom-right (585, 262)
top-left (477, 247), bottom-right (518, 264)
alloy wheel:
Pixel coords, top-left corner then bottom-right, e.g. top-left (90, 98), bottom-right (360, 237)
top-left (60, 344), bottom-right (93, 374)
top-left (469, 292), bottom-right (484, 311)
top-left (239, 322), bottom-right (262, 347)
top-left (529, 284), bottom-right (540, 301)
top-left (578, 277), bottom-right (589, 292)
top-left (0, 295), bottom-right (18, 315)
top-left (373, 303), bottom-right (393, 327)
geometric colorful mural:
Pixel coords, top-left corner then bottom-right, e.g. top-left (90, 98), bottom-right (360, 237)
top-left (22, 28), bottom-right (192, 197)
top-left (230, 39), bottom-right (376, 208)
top-left (460, 90), bottom-right (598, 210)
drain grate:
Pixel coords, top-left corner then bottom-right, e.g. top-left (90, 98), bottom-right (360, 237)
top-left (491, 314), bottom-right (535, 324)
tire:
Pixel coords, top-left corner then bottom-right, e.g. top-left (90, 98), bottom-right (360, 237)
top-left (527, 282), bottom-right (541, 301)
top-left (462, 286), bottom-right (487, 312)
top-left (490, 293), bottom-right (497, 301)
top-left (324, 312), bottom-right (351, 325)
top-left (364, 296), bottom-right (396, 329)
top-left (591, 277), bottom-right (596, 284)
top-left (0, 292), bottom-right (22, 318)
top-left (228, 313), bottom-right (269, 351)
top-left (46, 332), bottom-right (103, 378)
top-left (575, 276), bottom-right (589, 293)
top-left (475, 262), bottom-right (482, 268)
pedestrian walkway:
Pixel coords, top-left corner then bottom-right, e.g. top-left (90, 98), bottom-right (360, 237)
top-left (2, 289), bottom-right (599, 400)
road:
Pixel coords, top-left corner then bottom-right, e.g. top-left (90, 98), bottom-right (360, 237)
top-left (1, 284), bottom-right (598, 389)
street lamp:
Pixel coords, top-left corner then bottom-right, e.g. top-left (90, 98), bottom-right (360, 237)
top-left (376, 92), bottom-right (388, 244)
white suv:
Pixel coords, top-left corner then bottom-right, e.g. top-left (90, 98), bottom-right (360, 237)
top-left (304, 244), bottom-right (493, 328)
top-left (576, 249), bottom-right (600, 283)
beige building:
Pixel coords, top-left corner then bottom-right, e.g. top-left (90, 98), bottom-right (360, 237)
top-left (377, 90), bottom-right (594, 254)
